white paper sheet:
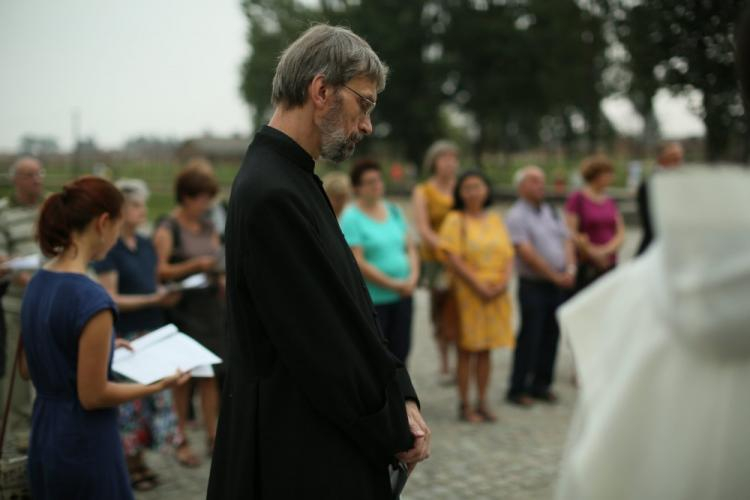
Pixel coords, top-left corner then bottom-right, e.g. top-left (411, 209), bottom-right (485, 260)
top-left (190, 365), bottom-right (215, 377)
top-left (3, 254), bottom-right (42, 271)
top-left (112, 324), bottom-right (221, 384)
top-left (164, 273), bottom-right (210, 292)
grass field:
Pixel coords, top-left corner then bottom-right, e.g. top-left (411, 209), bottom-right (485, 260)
top-left (0, 155), bottom-right (645, 221)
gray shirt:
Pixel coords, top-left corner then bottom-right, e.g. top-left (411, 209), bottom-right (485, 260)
top-left (506, 199), bottom-right (569, 280)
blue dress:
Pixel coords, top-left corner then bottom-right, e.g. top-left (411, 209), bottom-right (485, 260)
top-left (21, 269), bottom-right (132, 500)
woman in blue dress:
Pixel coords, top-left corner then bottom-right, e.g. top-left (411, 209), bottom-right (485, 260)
top-left (19, 176), bottom-right (189, 499)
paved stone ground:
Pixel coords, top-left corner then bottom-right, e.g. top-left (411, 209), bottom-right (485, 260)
top-left (136, 288), bottom-right (577, 500)
top-left (137, 229), bottom-right (640, 499)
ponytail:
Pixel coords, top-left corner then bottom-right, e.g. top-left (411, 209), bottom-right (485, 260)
top-left (36, 176), bottom-right (124, 257)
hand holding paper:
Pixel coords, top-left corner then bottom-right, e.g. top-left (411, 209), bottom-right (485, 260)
top-left (112, 324), bottom-right (222, 385)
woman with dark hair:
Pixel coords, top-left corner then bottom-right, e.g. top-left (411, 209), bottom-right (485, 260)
top-left (564, 155), bottom-right (624, 291)
top-left (153, 164), bottom-right (224, 463)
top-left (439, 171), bottom-right (514, 423)
top-left (20, 176), bottom-right (189, 499)
top-left (412, 140), bottom-right (460, 382)
top-left (340, 159), bottom-right (419, 362)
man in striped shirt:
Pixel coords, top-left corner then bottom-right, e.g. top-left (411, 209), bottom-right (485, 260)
top-left (0, 156), bottom-right (45, 450)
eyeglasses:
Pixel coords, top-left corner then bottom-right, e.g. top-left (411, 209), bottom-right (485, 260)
top-left (16, 169), bottom-right (45, 180)
top-left (343, 85), bottom-right (376, 117)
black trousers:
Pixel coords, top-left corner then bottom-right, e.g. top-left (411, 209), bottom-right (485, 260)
top-left (375, 297), bottom-right (413, 363)
top-left (508, 279), bottom-right (565, 397)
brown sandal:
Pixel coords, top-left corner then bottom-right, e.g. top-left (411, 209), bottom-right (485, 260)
top-left (458, 403), bottom-right (483, 423)
top-left (475, 405), bottom-right (497, 423)
top-left (130, 470), bottom-right (157, 492)
top-left (176, 441), bottom-right (201, 468)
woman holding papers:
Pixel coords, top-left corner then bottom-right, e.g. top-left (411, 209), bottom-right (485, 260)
top-left (20, 176), bottom-right (189, 500)
top-left (153, 164), bottom-right (225, 457)
top-left (94, 179), bottom-right (190, 488)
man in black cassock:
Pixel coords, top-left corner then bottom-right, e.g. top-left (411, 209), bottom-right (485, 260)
top-left (207, 25), bottom-right (431, 499)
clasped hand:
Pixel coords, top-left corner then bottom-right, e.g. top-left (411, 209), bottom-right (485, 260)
top-left (395, 401), bottom-right (431, 474)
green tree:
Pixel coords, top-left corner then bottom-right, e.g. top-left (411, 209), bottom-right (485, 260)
top-left (321, 0), bottom-right (447, 167)
top-left (529, 0), bottom-right (611, 155)
top-left (615, 0), bottom-right (748, 161)
top-left (240, 0), bottom-right (447, 168)
top-left (240, 0), bottom-right (322, 130)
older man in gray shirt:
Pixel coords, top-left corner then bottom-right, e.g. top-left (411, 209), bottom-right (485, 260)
top-left (505, 166), bottom-right (575, 406)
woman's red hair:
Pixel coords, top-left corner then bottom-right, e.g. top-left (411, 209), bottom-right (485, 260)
top-left (37, 176), bottom-right (124, 257)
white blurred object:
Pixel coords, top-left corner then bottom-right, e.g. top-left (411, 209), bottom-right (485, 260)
top-left (3, 254), bottom-right (42, 271)
top-left (112, 323), bottom-right (221, 384)
top-left (626, 160), bottom-right (642, 192)
top-left (556, 167), bottom-right (750, 500)
top-left (190, 365), bottom-right (214, 377)
top-left (165, 272), bottom-right (210, 292)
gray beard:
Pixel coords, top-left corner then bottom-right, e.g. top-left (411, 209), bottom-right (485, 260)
top-left (320, 97), bottom-right (360, 163)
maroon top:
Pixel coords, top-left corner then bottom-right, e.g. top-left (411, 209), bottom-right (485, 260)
top-left (565, 190), bottom-right (620, 265)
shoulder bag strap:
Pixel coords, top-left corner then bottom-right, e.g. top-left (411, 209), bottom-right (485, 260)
top-left (0, 335), bottom-right (23, 459)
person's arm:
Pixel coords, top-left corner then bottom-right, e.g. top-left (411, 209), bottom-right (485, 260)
top-left (564, 200), bottom-right (603, 266)
top-left (564, 237), bottom-right (576, 271)
top-left (438, 211), bottom-right (492, 299)
top-left (489, 259), bottom-right (514, 295)
top-left (596, 213), bottom-right (626, 257)
top-left (245, 192), bottom-right (427, 468)
top-left (76, 310), bottom-right (188, 410)
top-left (351, 246), bottom-right (406, 292)
top-left (411, 187), bottom-right (441, 251)
top-left (18, 346), bottom-right (29, 380)
top-left (404, 234), bottom-right (420, 292)
top-left (507, 209), bottom-right (573, 288)
top-left (153, 225), bottom-right (215, 282)
top-left (514, 242), bottom-right (572, 288)
top-left (96, 271), bottom-right (175, 312)
top-left (0, 221), bottom-right (11, 280)
top-left (444, 252), bottom-right (493, 300)
top-left (563, 211), bottom-right (594, 257)
top-left (11, 273), bottom-right (32, 288)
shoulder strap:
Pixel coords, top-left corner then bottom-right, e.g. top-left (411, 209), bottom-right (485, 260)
top-left (459, 212), bottom-right (467, 258)
top-left (0, 335), bottom-right (23, 459)
top-left (167, 217), bottom-right (182, 255)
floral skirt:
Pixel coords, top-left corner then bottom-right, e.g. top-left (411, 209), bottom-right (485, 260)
top-left (118, 331), bottom-right (183, 456)
top-left (119, 389), bottom-right (182, 457)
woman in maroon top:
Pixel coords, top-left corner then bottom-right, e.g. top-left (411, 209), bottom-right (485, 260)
top-left (564, 155), bottom-right (625, 291)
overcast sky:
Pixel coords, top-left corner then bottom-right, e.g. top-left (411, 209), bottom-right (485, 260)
top-left (0, 0), bottom-right (705, 154)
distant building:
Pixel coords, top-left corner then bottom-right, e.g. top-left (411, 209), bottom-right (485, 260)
top-left (176, 134), bottom-right (251, 164)
top-left (123, 136), bottom-right (179, 161)
top-left (19, 135), bottom-right (59, 156)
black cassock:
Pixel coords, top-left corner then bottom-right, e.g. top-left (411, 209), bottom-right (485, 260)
top-left (207, 126), bottom-right (419, 499)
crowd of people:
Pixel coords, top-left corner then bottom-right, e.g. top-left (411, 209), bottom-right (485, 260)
top-left (0, 133), bottom-right (675, 499)
top-left (0, 157), bottom-right (228, 496)
top-left (1, 14), bottom-right (747, 500)
top-left (324, 142), bottom-right (635, 421)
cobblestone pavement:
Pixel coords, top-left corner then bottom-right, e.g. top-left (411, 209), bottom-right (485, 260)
top-left (136, 286), bottom-right (577, 500)
top-left (137, 230), bottom-right (640, 499)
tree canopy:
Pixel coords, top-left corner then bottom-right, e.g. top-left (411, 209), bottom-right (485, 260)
top-left (240, 0), bottom-right (749, 166)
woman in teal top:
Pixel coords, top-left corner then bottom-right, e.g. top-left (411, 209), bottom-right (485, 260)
top-left (341, 159), bottom-right (419, 362)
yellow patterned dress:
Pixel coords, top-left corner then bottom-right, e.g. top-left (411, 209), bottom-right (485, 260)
top-left (439, 211), bottom-right (515, 352)
top-left (415, 181), bottom-right (454, 263)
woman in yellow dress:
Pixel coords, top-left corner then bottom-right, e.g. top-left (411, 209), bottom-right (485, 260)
top-left (412, 140), bottom-right (459, 382)
top-left (440, 170), bottom-right (514, 423)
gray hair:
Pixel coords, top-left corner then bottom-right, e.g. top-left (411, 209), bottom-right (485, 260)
top-left (321, 171), bottom-right (350, 197)
top-left (8, 155), bottom-right (41, 179)
top-left (271, 24), bottom-right (388, 108)
top-left (115, 178), bottom-right (150, 203)
top-left (422, 140), bottom-right (458, 174)
top-left (513, 165), bottom-right (544, 188)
